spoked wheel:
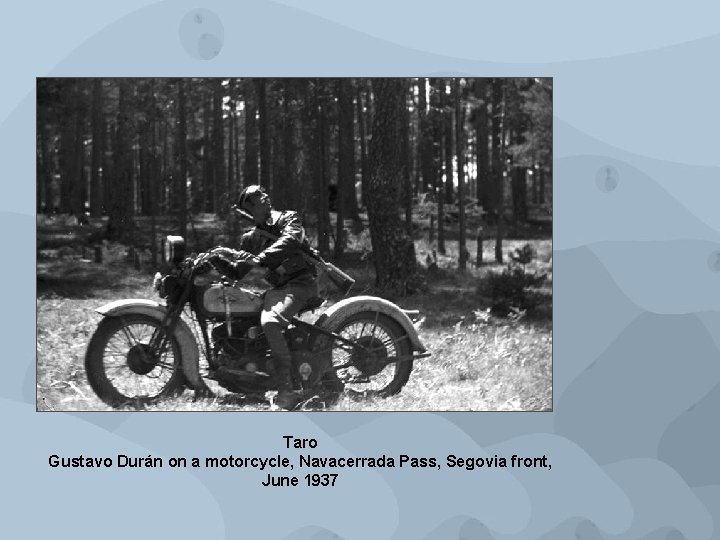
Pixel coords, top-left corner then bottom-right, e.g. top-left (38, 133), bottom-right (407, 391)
top-left (85, 314), bottom-right (185, 408)
top-left (321, 311), bottom-right (413, 397)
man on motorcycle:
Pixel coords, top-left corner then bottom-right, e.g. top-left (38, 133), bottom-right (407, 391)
top-left (206, 185), bottom-right (319, 410)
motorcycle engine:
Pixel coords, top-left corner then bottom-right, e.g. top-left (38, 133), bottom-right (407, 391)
top-left (210, 322), bottom-right (327, 393)
top-left (286, 326), bottom-right (327, 389)
top-left (212, 321), bottom-right (269, 372)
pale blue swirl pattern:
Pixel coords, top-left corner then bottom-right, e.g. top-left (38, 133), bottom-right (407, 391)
top-left (179, 8), bottom-right (224, 60)
top-left (6, 0), bottom-right (720, 538)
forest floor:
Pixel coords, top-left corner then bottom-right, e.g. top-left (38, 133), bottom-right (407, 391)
top-left (37, 215), bottom-right (552, 412)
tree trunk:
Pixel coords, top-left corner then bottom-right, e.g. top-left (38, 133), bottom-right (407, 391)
top-left (72, 81), bottom-right (86, 215)
top-left (316, 91), bottom-right (330, 255)
top-left (401, 80), bottom-right (413, 235)
top-left (212, 79), bottom-right (225, 214)
top-left (474, 79), bottom-right (489, 212)
top-left (272, 81), bottom-right (295, 210)
top-left (37, 117), bottom-right (52, 213)
top-left (490, 78), bottom-right (504, 224)
top-left (103, 119), bottom-right (114, 215)
top-left (177, 79), bottom-right (188, 239)
top-left (512, 165), bottom-right (527, 222)
top-left (59, 109), bottom-right (72, 213)
top-left (492, 79), bottom-right (506, 263)
top-left (340, 79), bottom-right (360, 222)
top-left (355, 83), bottom-right (368, 209)
top-left (495, 216), bottom-right (504, 263)
top-left (334, 79), bottom-right (351, 259)
top-left (431, 79), bottom-right (445, 254)
top-left (454, 79), bottom-right (468, 271)
top-left (202, 95), bottom-right (213, 213)
top-left (233, 82), bottom-right (241, 189)
top-left (232, 80), bottom-right (241, 189)
top-left (160, 112), bottom-right (169, 214)
top-left (138, 109), bottom-right (150, 215)
top-left (227, 81), bottom-right (235, 199)
top-left (256, 78), bottom-right (270, 189)
top-left (366, 79), bottom-right (417, 294)
top-left (417, 78), bottom-right (435, 198)
top-left (138, 82), bottom-right (153, 217)
top-left (90, 79), bottom-right (104, 217)
top-left (107, 79), bottom-right (133, 242)
top-left (148, 80), bottom-right (158, 266)
top-left (285, 80), bottom-right (306, 210)
top-left (279, 83), bottom-right (292, 209)
top-left (412, 79), bottom-right (422, 196)
top-left (506, 81), bottom-right (528, 223)
top-left (443, 80), bottom-right (454, 205)
top-left (243, 79), bottom-right (259, 188)
top-left (58, 81), bottom-right (84, 214)
top-left (335, 78), bottom-right (361, 259)
top-left (227, 79), bottom-right (239, 244)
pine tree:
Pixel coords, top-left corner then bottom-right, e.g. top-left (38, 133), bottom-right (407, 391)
top-left (366, 79), bottom-right (417, 293)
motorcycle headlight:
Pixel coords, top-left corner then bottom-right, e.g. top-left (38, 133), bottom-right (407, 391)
top-left (162, 235), bottom-right (186, 264)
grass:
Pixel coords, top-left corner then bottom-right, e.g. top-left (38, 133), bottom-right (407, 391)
top-left (37, 221), bottom-right (552, 412)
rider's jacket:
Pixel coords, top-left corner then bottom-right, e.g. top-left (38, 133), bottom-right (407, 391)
top-left (218, 210), bottom-right (317, 287)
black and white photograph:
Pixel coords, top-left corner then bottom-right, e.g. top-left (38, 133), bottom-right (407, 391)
top-left (36, 77), bottom-right (553, 412)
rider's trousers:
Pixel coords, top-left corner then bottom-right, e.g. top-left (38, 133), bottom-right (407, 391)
top-left (261, 280), bottom-right (318, 388)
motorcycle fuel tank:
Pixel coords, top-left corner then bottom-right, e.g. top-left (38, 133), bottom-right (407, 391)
top-left (198, 283), bottom-right (264, 317)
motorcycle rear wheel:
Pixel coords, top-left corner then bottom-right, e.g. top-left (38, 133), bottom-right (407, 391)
top-left (85, 314), bottom-right (186, 408)
top-left (321, 311), bottom-right (413, 397)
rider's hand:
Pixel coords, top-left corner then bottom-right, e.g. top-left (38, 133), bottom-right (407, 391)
top-left (204, 253), bottom-right (221, 264)
top-left (230, 250), bottom-right (261, 267)
top-left (210, 247), bottom-right (237, 259)
top-left (195, 253), bottom-right (223, 273)
top-left (195, 259), bottom-right (215, 274)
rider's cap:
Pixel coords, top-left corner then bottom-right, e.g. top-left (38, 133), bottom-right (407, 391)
top-left (237, 184), bottom-right (267, 210)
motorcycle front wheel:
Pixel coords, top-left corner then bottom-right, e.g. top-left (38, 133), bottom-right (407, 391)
top-left (85, 314), bottom-right (186, 408)
top-left (321, 311), bottom-right (413, 397)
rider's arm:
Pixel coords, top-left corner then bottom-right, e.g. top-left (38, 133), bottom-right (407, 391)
top-left (208, 237), bottom-right (256, 280)
top-left (211, 257), bottom-right (252, 281)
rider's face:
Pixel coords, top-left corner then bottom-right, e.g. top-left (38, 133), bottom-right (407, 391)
top-left (245, 192), bottom-right (271, 223)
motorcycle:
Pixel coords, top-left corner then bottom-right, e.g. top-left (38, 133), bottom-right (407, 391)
top-left (84, 235), bottom-right (429, 409)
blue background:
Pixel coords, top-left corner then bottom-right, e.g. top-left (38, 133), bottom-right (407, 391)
top-left (6, 1), bottom-right (720, 538)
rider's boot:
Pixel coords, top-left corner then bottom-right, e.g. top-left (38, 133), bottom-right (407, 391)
top-left (275, 366), bottom-right (303, 411)
top-left (265, 321), bottom-right (303, 410)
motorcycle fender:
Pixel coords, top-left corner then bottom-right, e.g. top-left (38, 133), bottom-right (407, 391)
top-left (95, 299), bottom-right (209, 393)
top-left (315, 295), bottom-right (427, 353)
